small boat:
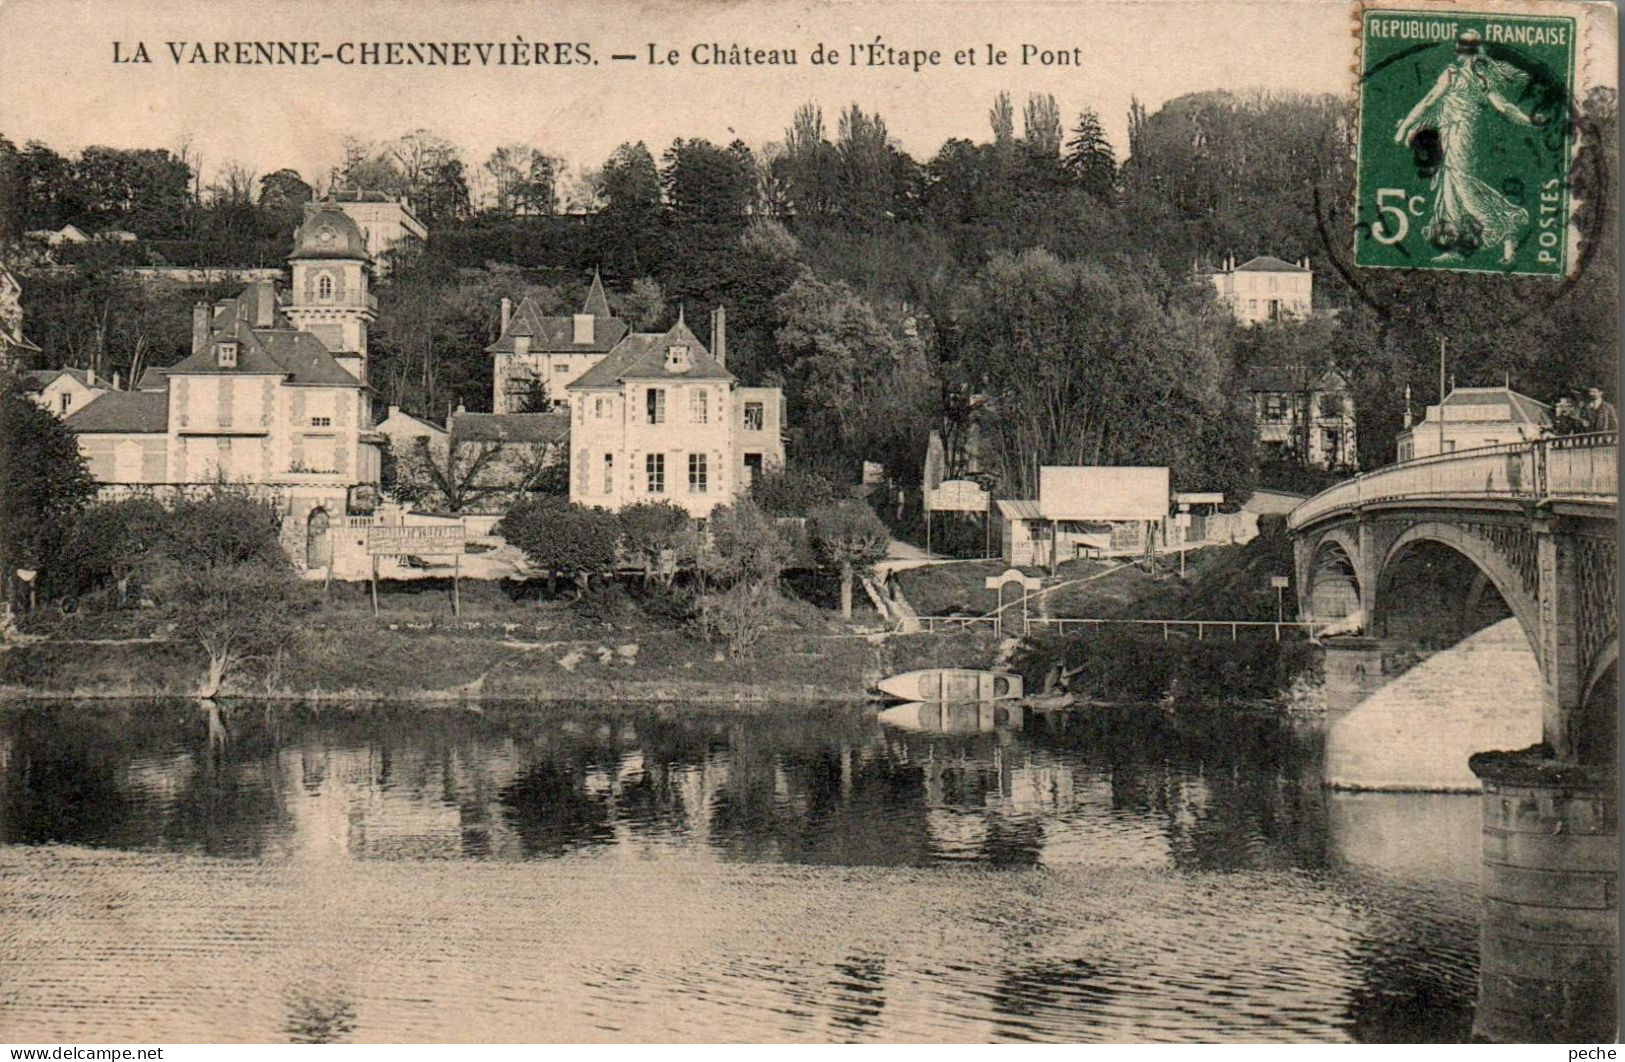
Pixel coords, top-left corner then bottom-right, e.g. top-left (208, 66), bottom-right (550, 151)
top-left (877, 668), bottom-right (1023, 703)
top-left (1021, 691), bottom-right (1077, 710)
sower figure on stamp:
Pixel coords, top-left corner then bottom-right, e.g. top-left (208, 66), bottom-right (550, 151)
top-left (1393, 29), bottom-right (1548, 264)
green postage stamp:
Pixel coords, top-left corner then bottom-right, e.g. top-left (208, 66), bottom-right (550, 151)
top-left (1355, 5), bottom-right (1577, 276)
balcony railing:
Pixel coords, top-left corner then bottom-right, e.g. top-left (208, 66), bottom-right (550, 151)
top-left (1288, 432), bottom-right (1617, 530)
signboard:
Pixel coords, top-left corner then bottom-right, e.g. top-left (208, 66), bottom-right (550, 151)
top-left (928, 479), bottom-right (989, 512)
top-left (367, 524), bottom-right (466, 556)
top-left (1270, 575), bottom-right (1290, 590)
top-left (1038, 466), bottom-right (1169, 522)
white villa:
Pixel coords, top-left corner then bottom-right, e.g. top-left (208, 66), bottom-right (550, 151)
top-left (1203, 255), bottom-right (1314, 325)
top-left (565, 306), bottom-right (784, 518)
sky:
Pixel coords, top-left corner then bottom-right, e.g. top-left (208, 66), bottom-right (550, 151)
top-left (0, 0), bottom-right (1359, 191)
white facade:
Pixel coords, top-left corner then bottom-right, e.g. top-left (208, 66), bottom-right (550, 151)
top-left (1205, 255), bottom-right (1313, 325)
top-left (567, 313), bottom-right (785, 519)
top-left (27, 368), bottom-right (108, 418)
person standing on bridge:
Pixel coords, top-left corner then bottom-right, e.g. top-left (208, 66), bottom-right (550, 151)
top-left (1584, 387), bottom-right (1618, 432)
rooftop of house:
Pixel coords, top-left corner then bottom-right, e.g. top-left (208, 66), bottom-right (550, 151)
top-left (1233, 255), bottom-right (1311, 273)
top-left (165, 282), bottom-right (363, 387)
top-left (1244, 364), bottom-right (1350, 394)
top-left (62, 390), bottom-right (168, 434)
top-left (569, 313), bottom-right (734, 389)
top-left (484, 271), bottom-right (627, 356)
top-left (377, 405), bottom-right (447, 435)
top-left (450, 411), bottom-right (570, 445)
top-left (1436, 386), bottom-right (1552, 424)
top-left (22, 367), bottom-right (102, 390)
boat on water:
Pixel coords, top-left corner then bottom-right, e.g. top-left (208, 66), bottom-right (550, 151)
top-left (877, 668), bottom-right (1023, 704)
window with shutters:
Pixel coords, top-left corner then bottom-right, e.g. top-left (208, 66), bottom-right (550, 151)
top-left (743, 401), bottom-right (764, 431)
top-left (690, 390), bottom-right (708, 424)
top-left (602, 453), bottom-right (614, 494)
top-left (577, 449), bottom-right (589, 494)
top-left (646, 388), bottom-right (666, 424)
top-left (688, 453), bottom-right (708, 493)
top-left (646, 453), bottom-right (665, 493)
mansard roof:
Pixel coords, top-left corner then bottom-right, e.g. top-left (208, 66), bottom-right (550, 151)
top-left (568, 314), bottom-right (734, 389)
top-left (63, 390), bottom-right (168, 434)
top-left (165, 283), bottom-right (361, 387)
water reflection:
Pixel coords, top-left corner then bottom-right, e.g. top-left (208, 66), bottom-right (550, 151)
top-left (0, 699), bottom-right (1482, 1042)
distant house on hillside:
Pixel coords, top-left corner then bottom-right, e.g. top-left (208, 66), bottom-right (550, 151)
top-left (323, 190), bottom-right (426, 275)
top-left (24, 224), bottom-right (91, 247)
top-left (1396, 385), bottom-right (1551, 461)
top-left (1201, 255), bottom-right (1313, 325)
top-left (1246, 363), bottom-right (1358, 470)
top-left (487, 271), bottom-right (629, 412)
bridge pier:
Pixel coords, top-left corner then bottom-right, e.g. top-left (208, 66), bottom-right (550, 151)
top-left (1468, 751), bottom-right (1617, 1042)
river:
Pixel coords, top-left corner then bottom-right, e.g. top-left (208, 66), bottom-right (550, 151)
top-left (0, 699), bottom-right (1482, 1043)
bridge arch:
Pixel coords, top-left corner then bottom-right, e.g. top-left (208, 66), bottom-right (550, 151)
top-left (1306, 528), bottom-right (1364, 627)
top-left (1377, 522), bottom-right (1540, 662)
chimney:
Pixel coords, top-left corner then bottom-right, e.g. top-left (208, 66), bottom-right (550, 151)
top-left (711, 306), bottom-right (727, 370)
top-left (1403, 385), bottom-right (1413, 429)
top-left (255, 283), bottom-right (275, 328)
top-left (500, 297), bottom-right (512, 333)
top-left (192, 302), bottom-right (210, 355)
top-left (388, 404), bottom-right (400, 420)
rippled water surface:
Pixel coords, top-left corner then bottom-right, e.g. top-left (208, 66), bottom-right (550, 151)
top-left (0, 700), bottom-right (1482, 1042)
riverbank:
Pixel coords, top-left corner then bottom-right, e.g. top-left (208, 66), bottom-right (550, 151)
top-left (0, 578), bottom-right (999, 704)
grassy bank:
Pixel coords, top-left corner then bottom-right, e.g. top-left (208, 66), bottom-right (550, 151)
top-left (1, 577), bottom-right (997, 703)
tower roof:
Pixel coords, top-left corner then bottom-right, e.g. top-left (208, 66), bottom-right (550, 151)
top-left (583, 269), bottom-right (611, 317)
top-left (288, 202), bottom-right (372, 262)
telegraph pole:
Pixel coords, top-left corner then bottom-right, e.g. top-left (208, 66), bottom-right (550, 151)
top-left (1438, 337), bottom-right (1447, 454)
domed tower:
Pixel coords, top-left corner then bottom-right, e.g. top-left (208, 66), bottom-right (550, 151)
top-left (284, 202), bottom-right (376, 384)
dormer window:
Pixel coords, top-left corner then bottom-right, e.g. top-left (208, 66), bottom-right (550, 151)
top-left (514, 335), bottom-right (531, 356)
top-left (666, 344), bottom-right (691, 373)
top-left (217, 341), bottom-right (238, 368)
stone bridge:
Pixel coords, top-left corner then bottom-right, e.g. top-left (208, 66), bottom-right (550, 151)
top-left (1288, 432), bottom-right (1617, 1041)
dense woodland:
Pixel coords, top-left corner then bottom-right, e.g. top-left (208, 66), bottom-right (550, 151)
top-left (3, 86), bottom-right (1617, 502)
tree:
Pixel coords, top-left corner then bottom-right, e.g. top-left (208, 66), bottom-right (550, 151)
top-left (0, 381), bottom-right (96, 605)
top-left (1064, 108), bottom-right (1117, 199)
top-left (1022, 94), bottom-right (1064, 158)
top-left (617, 500), bottom-right (690, 585)
top-left (483, 143), bottom-right (558, 215)
top-left (749, 467), bottom-right (841, 517)
top-left (395, 435), bottom-right (505, 513)
top-left (48, 497), bottom-right (169, 604)
top-left (692, 498), bottom-right (790, 591)
top-left (610, 276), bottom-right (667, 329)
top-left (808, 499), bottom-right (890, 618)
top-left (137, 492), bottom-right (302, 698)
top-left (661, 138), bottom-right (756, 229)
top-left (497, 498), bottom-right (620, 597)
top-left (595, 142), bottom-right (665, 276)
top-left (257, 168), bottom-right (313, 239)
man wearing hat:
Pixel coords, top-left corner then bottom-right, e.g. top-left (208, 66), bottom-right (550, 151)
top-left (1584, 387), bottom-right (1618, 432)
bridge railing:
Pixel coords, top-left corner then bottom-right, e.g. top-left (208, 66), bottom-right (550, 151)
top-left (1288, 432), bottom-right (1617, 530)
